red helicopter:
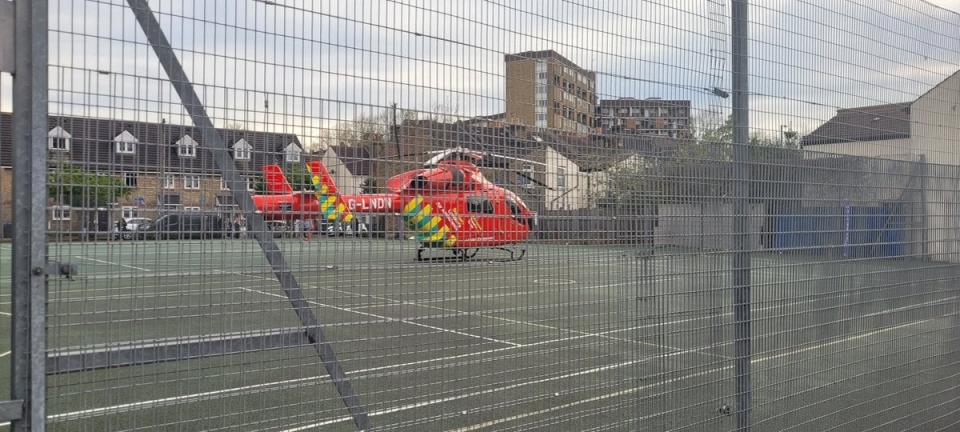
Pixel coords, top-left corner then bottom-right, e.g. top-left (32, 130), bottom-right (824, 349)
top-left (252, 148), bottom-right (537, 261)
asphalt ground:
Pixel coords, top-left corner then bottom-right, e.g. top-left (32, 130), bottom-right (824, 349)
top-left (1, 238), bottom-right (959, 431)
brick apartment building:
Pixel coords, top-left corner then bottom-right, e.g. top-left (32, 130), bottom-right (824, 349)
top-left (597, 98), bottom-right (692, 138)
top-left (0, 113), bottom-right (305, 234)
top-left (505, 50), bottom-right (597, 133)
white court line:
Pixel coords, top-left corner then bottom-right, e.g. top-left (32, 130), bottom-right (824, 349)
top-left (0, 351), bottom-right (10, 358)
top-left (46, 300), bottom-right (958, 423)
top-left (0, 311), bottom-right (10, 316)
top-left (74, 256), bottom-right (151, 272)
top-left (232, 285), bottom-right (522, 348)
top-left (290, 278), bottom-right (701, 356)
top-left (601, 295), bottom-right (960, 338)
top-left (284, 317), bottom-right (940, 432)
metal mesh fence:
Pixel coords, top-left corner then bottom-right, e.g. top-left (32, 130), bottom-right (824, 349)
top-left (2, 0), bottom-right (960, 430)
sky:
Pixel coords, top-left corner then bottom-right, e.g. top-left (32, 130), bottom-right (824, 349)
top-left (1, 0), bottom-right (959, 149)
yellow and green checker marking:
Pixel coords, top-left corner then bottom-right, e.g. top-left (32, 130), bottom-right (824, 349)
top-left (403, 195), bottom-right (457, 247)
top-left (306, 164), bottom-right (353, 223)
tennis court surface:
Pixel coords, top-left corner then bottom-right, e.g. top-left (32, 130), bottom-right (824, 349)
top-left (2, 239), bottom-right (957, 431)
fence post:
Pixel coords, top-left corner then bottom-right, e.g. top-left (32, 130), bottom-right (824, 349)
top-left (731, 0), bottom-right (752, 430)
top-left (10, 0), bottom-right (49, 431)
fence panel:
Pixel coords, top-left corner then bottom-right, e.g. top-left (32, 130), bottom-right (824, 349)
top-left (1, 0), bottom-right (958, 431)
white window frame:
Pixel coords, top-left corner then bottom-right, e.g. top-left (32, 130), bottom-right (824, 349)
top-left (285, 143), bottom-right (301, 163)
top-left (114, 130), bottom-right (138, 155)
top-left (220, 178), bottom-right (229, 190)
top-left (233, 139), bottom-right (252, 160)
top-left (121, 206), bottom-right (139, 220)
top-left (51, 206), bottom-right (71, 221)
top-left (48, 126), bottom-right (71, 152)
top-left (184, 175), bottom-right (201, 190)
top-left (177, 135), bottom-right (198, 158)
top-left (247, 177), bottom-right (257, 191)
top-left (123, 172), bottom-right (138, 187)
top-left (163, 175), bottom-right (176, 189)
top-left (184, 206), bottom-right (201, 213)
top-left (556, 167), bottom-right (567, 190)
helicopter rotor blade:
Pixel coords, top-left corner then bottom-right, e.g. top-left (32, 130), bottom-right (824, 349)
top-left (487, 152), bottom-right (547, 166)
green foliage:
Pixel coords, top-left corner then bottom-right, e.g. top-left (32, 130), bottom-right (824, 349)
top-left (282, 163), bottom-right (315, 191)
top-left (251, 176), bottom-right (266, 193)
top-left (48, 165), bottom-right (133, 207)
top-left (251, 163), bottom-right (314, 193)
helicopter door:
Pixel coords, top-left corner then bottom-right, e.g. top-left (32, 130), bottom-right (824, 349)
top-left (465, 195), bottom-right (492, 234)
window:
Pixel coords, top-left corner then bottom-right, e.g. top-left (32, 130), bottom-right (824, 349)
top-left (506, 199), bottom-right (522, 217)
top-left (233, 139), bottom-right (252, 160)
top-left (184, 206), bottom-right (201, 213)
top-left (285, 143), bottom-right (301, 163)
top-left (177, 135), bottom-right (198, 157)
top-left (51, 206), bottom-right (71, 221)
top-left (184, 175), bottom-right (200, 190)
top-left (557, 167), bottom-right (567, 189)
top-left (161, 194), bottom-right (181, 206)
top-left (163, 175), bottom-right (176, 189)
top-left (123, 172), bottom-right (138, 187)
top-left (220, 178), bottom-right (229, 190)
top-left (467, 195), bottom-right (495, 214)
top-left (122, 207), bottom-right (139, 220)
top-left (115, 130), bottom-right (137, 154)
top-left (48, 126), bottom-right (71, 151)
top-left (248, 178), bottom-right (257, 191)
top-left (216, 196), bottom-right (237, 208)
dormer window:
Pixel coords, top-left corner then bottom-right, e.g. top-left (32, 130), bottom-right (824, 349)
top-left (48, 126), bottom-right (71, 151)
top-left (115, 130), bottom-right (137, 154)
top-left (284, 142), bottom-right (301, 163)
top-left (233, 139), bottom-right (252, 160)
top-left (177, 135), bottom-right (198, 157)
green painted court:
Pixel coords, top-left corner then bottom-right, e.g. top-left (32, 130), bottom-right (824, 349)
top-left (1, 239), bottom-right (958, 431)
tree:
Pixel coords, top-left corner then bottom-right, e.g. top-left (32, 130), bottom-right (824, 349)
top-left (48, 165), bottom-right (133, 208)
top-left (251, 163), bottom-right (313, 193)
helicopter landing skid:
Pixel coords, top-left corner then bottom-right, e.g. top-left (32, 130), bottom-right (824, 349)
top-left (416, 247), bottom-right (479, 262)
top-left (492, 247), bottom-right (526, 261)
top-left (415, 247), bottom-right (525, 262)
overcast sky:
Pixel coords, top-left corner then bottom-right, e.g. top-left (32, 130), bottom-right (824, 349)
top-left (1, 0), bottom-right (959, 149)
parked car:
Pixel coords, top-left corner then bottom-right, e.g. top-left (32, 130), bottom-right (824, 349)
top-left (113, 217), bottom-right (152, 240)
top-left (138, 214), bottom-right (226, 240)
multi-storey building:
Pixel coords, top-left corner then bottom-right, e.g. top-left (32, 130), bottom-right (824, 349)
top-left (505, 50), bottom-right (596, 134)
top-left (0, 113), bottom-right (304, 234)
top-left (597, 98), bottom-right (692, 138)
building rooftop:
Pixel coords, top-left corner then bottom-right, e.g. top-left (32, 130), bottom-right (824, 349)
top-left (801, 102), bottom-right (911, 146)
top-left (504, 50), bottom-right (595, 78)
top-left (0, 113), bottom-right (304, 172)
